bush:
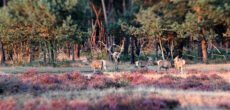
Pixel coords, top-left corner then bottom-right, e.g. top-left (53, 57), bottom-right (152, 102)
top-left (0, 76), bottom-right (30, 94)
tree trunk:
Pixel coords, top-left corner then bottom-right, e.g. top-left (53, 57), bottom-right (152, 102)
top-left (122, 0), bottom-right (126, 13)
top-left (201, 40), bottom-right (208, 63)
top-left (124, 36), bottom-right (130, 55)
top-left (3, 0), bottom-right (6, 6)
top-left (101, 0), bottom-right (112, 60)
top-left (170, 40), bottom-right (174, 60)
top-left (77, 44), bottom-right (81, 58)
top-left (66, 44), bottom-right (70, 58)
top-left (43, 43), bottom-right (47, 63)
top-left (46, 42), bottom-right (51, 63)
top-left (72, 44), bottom-right (75, 62)
top-left (135, 38), bottom-right (138, 55)
top-left (0, 43), bottom-right (5, 64)
top-left (159, 38), bottom-right (165, 60)
top-left (130, 37), bottom-right (135, 64)
top-left (88, 38), bottom-right (91, 54)
top-left (225, 41), bottom-right (229, 54)
top-left (198, 41), bottom-right (202, 61)
top-left (139, 39), bottom-right (142, 56)
top-left (128, 0), bottom-right (132, 10)
top-left (155, 40), bottom-right (158, 61)
top-left (74, 44), bottom-right (78, 61)
top-left (101, 0), bottom-right (108, 24)
top-left (30, 47), bottom-right (35, 64)
top-left (135, 39), bottom-right (141, 56)
top-left (50, 41), bottom-right (56, 67)
top-left (220, 42), bottom-right (223, 48)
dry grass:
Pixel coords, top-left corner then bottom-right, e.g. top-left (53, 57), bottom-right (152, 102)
top-left (0, 64), bottom-right (230, 109)
top-left (1, 86), bottom-right (228, 109)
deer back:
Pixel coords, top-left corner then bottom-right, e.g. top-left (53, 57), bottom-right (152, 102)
top-left (91, 60), bottom-right (103, 69)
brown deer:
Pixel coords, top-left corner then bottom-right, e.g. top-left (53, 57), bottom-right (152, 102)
top-left (174, 56), bottom-right (185, 73)
top-left (99, 40), bottom-right (125, 71)
top-left (135, 56), bottom-right (153, 68)
top-left (156, 60), bottom-right (172, 71)
top-left (91, 60), bottom-right (107, 73)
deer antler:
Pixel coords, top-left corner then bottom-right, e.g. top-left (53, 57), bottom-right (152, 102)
top-left (98, 39), bottom-right (125, 62)
top-left (98, 41), bottom-right (113, 55)
top-left (117, 39), bottom-right (125, 57)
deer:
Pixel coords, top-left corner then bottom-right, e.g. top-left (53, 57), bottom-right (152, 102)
top-left (156, 60), bottom-right (172, 71)
top-left (99, 40), bottom-right (125, 71)
top-left (135, 56), bottom-right (153, 68)
top-left (91, 60), bottom-right (107, 73)
top-left (174, 56), bottom-right (185, 73)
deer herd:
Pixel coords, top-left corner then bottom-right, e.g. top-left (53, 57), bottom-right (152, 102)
top-left (89, 40), bottom-right (186, 73)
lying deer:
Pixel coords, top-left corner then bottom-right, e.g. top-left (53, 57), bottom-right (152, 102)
top-left (174, 56), bottom-right (185, 73)
top-left (156, 60), bottom-right (172, 71)
top-left (135, 56), bottom-right (153, 68)
top-left (91, 60), bottom-right (107, 73)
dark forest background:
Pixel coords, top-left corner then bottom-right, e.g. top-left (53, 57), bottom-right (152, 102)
top-left (1, 0), bottom-right (230, 66)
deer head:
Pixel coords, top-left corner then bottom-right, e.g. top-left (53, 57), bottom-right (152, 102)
top-left (99, 40), bottom-right (125, 63)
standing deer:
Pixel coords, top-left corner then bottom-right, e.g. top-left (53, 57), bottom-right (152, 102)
top-left (91, 60), bottom-right (107, 73)
top-left (99, 40), bottom-right (125, 71)
top-left (174, 56), bottom-right (185, 73)
top-left (156, 60), bottom-right (172, 71)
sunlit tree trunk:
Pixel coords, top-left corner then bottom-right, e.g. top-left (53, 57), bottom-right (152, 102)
top-left (74, 44), bottom-right (77, 61)
top-left (170, 40), bottom-right (174, 59)
top-left (201, 40), bottom-right (208, 63)
top-left (196, 7), bottom-right (207, 63)
top-left (101, 0), bottom-right (112, 60)
top-left (159, 38), bottom-right (165, 60)
top-left (66, 43), bottom-right (70, 58)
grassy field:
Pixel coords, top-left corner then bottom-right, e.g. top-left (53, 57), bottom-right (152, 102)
top-left (0, 64), bottom-right (230, 110)
top-left (0, 63), bottom-right (230, 74)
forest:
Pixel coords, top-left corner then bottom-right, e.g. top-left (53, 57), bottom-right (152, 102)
top-left (0, 0), bottom-right (230, 66)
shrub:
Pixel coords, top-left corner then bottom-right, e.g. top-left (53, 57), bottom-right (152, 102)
top-left (21, 69), bottom-right (39, 78)
top-left (0, 76), bottom-right (29, 94)
top-left (218, 102), bottom-right (230, 109)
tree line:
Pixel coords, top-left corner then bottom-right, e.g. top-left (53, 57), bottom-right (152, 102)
top-left (0, 0), bottom-right (230, 66)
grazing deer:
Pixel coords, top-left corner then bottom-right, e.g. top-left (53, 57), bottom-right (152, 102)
top-left (156, 60), bottom-right (172, 71)
top-left (135, 56), bottom-right (153, 68)
top-left (91, 60), bottom-right (107, 73)
top-left (174, 56), bottom-right (185, 73)
top-left (99, 40), bottom-right (125, 71)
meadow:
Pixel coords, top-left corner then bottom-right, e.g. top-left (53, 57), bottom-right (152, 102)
top-left (0, 64), bottom-right (230, 110)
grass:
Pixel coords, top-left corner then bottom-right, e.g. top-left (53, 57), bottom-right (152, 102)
top-left (0, 64), bottom-right (230, 109)
top-left (0, 86), bottom-right (228, 109)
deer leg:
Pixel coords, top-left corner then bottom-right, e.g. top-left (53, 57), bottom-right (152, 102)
top-left (181, 67), bottom-right (183, 74)
top-left (116, 63), bottom-right (118, 71)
